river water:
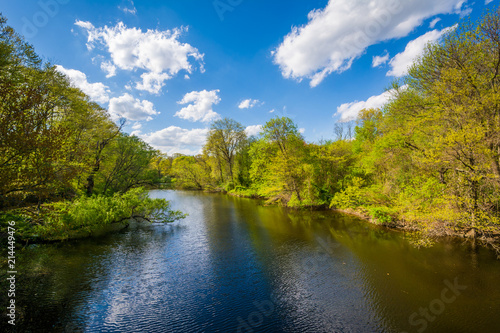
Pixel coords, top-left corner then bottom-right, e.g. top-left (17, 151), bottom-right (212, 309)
top-left (3, 190), bottom-right (500, 332)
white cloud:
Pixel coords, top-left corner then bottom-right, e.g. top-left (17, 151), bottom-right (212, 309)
top-left (238, 99), bottom-right (260, 109)
top-left (387, 25), bottom-right (456, 77)
top-left (56, 65), bottom-right (110, 104)
top-left (273, 0), bottom-right (467, 87)
top-left (429, 17), bottom-right (441, 28)
top-left (75, 20), bottom-right (204, 94)
top-left (299, 128), bottom-right (306, 134)
top-left (269, 109), bottom-right (275, 113)
top-left (136, 72), bottom-right (171, 94)
top-left (108, 93), bottom-right (158, 121)
top-left (372, 52), bottom-right (390, 67)
top-left (100, 61), bottom-right (117, 78)
top-left (132, 122), bottom-right (142, 130)
top-left (336, 86), bottom-right (406, 122)
top-left (139, 126), bottom-right (209, 155)
top-left (486, 0), bottom-right (493, 4)
top-left (245, 125), bottom-right (263, 137)
top-left (175, 89), bottom-right (221, 122)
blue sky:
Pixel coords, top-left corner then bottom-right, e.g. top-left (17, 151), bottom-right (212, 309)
top-left (1, 0), bottom-right (496, 154)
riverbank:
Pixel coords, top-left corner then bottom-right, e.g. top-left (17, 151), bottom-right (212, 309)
top-left (222, 187), bottom-right (500, 254)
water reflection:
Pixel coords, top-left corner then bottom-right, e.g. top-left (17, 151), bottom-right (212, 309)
top-left (2, 190), bottom-right (499, 333)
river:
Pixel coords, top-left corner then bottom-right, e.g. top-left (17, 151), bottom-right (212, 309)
top-left (3, 190), bottom-right (500, 332)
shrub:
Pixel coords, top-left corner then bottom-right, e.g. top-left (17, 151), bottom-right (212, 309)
top-left (368, 206), bottom-right (394, 225)
top-left (329, 177), bottom-right (366, 209)
top-left (3, 188), bottom-right (186, 241)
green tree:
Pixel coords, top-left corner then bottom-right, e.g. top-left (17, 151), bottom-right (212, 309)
top-left (0, 16), bottom-right (78, 206)
top-left (249, 117), bottom-right (310, 205)
top-left (96, 134), bottom-right (158, 194)
top-left (171, 155), bottom-right (211, 189)
top-left (204, 118), bottom-right (247, 185)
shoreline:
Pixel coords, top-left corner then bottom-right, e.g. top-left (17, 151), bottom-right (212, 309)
top-left (225, 189), bottom-right (500, 254)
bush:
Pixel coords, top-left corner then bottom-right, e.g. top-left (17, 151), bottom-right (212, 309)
top-left (224, 181), bottom-right (235, 192)
top-left (2, 188), bottom-right (186, 241)
top-left (368, 206), bottom-right (394, 225)
top-left (329, 177), bottom-right (366, 209)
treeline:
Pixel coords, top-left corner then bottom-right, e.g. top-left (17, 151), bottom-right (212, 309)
top-left (0, 15), bottom-right (182, 241)
top-left (169, 9), bottom-right (500, 242)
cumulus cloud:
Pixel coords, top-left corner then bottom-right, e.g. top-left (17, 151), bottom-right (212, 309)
top-left (56, 65), bottom-right (110, 104)
top-left (175, 89), bottom-right (221, 122)
top-left (100, 61), bottom-right (117, 78)
top-left (387, 25), bottom-right (456, 77)
top-left (273, 0), bottom-right (468, 87)
top-left (108, 93), bottom-right (158, 121)
top-left (336, 87), bottom-right (406, 122)
top-left (245, 125), bottom-right (263, 137)
top-left (75, 20), bottom-right (204, 94)
top-left (238, 99), bottom-right (260, 109)
top-left (139, 126), bottom-right (209, 155)
top-left (136, 72), bottom-right (171, 94)
top-left (372, 52), bottom-right (390, 67)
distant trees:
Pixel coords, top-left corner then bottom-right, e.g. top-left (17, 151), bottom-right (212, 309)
top-left (171, 155), bottom-right (208, 189)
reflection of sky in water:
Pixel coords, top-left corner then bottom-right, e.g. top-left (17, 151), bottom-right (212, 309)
top-left (78, 194), bottom-right (218, 332)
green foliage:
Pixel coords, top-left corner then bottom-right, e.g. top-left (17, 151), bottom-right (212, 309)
top-left (171, 155), bottom-right (211, 189)
top-left (204, 118), bottom-right (248, 185)
top-left (224, 181), bottom-right (235, 192)
top-left (330, 177), bottom-right (367, 209)
top-left (368, 206), bottom-right (395, 225)
top-left (95, 134), bottom-right (158, 194)
top-left (3, 188), bottom-right (186, 241)
top-left (228, 186), bottom-right (259, 198)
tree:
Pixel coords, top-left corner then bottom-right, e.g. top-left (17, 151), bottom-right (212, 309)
top-left (171, 155), bottom-right (210, 189)
top-left (204, 118), bottom-right (247, 184)
top-left (400, 9), bottom-right (500, 223)
top-left (250, 117), bottom-right (310, 205)
top-left (0, 16), bottom-right (79, 206)
top-left (96, 134), bottom-right (157, 194)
